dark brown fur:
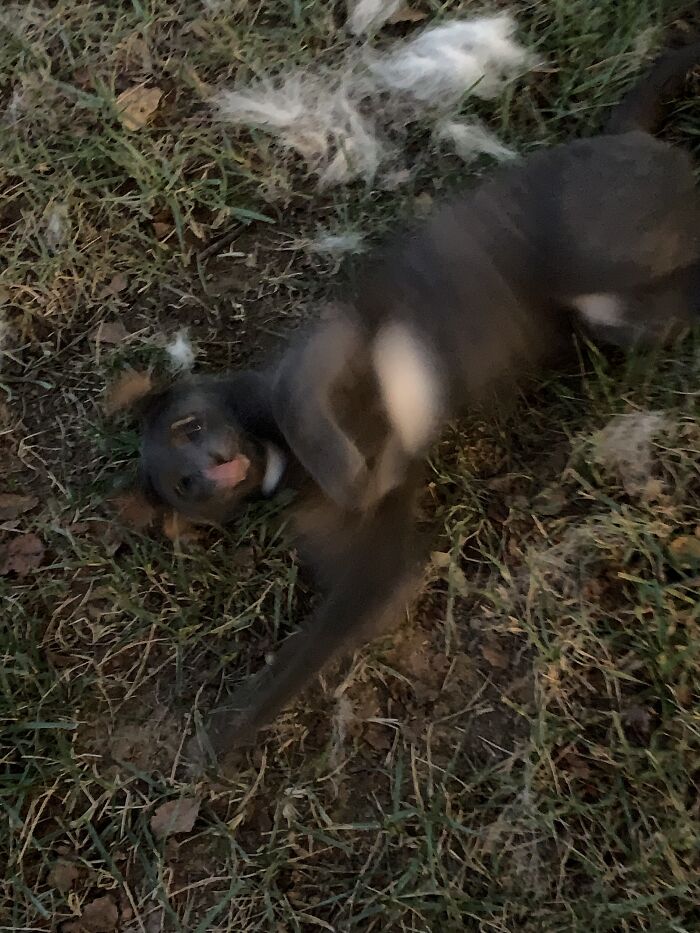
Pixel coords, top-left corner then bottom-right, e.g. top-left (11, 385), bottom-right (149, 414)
top-left (140, 41), bottom-right (700, 763)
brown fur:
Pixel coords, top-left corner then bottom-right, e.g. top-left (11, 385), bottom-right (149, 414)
top-left (141, 40), bottom-right (700, 762)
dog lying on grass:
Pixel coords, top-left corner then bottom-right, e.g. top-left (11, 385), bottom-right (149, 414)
top-left (133, 39), bottom-right (700, 763)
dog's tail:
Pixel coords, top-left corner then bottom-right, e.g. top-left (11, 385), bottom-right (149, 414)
top-left (605, 39), bottom-right (700, 135)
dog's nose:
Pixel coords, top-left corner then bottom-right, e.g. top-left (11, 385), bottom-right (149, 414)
top-left (176, 473), bottom-right (210, 501)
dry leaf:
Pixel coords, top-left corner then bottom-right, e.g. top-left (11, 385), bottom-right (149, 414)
top-left (98, 272), bottom-right (129, 299)
top-left (506, 673), bottom-right (532, 703)
top-left (184, 18), bottom-right (211, 40)
top-left (91, 321), bottom-right (128, 345)
top-left (72, 67), bottom-right (92, 89)
top-left (534, 486), bottom-right (568, 516)
top-left (388, 5), bottom-right (427, 24)
top-left (163, 512), bottom-right (204, 544)
top-left (116, 84), bottom-right (163, 130)
top-left (480, 643), bottom-right (510, 670)
top-left (364, 724), bottom-right (393, 752)
top-left (623, 705), bottom-right (652, 735)
top-left (150, 797), bottom-right (200, 839)
top-left (48, 859), bottom-right (80, 892)
top-left (431, 552), bottom-right (469, 595)
top-left (146, 907), bottom-right (165, 933)
top-left (46, 650), bottom-right (76, 669)
top-left (1, 533), bottom-right (44, 576)
top-left (430, 550), bottom-right (451, 569)
top-left (231, 545), bottom-right (256, 571)
top-left (113, 491), bottom-right (157, 530)
top-left (73, 519), bottom-right (124, 556)
top-left (153, 221), bottom-right (174, 239)
top-left (669, 535), bottom-right (700, 566)
top-left (564, 754), bottom-right (592, 779)
top-left (103, 370), bottom-right (154, 416)
top-left (486, 473), bottom-right (519, 493)
top-left (0, 493), bottom-right (38, 520)
top-left (63, 894), bottom-right (119, 933)
top-left (675, 685), bottom-right (693, 707)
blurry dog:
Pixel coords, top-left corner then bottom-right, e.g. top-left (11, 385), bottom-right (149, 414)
top-left (136, 40), bottom-right (700, 761)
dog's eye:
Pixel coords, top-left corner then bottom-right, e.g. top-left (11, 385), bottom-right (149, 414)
top-left (171, 415), bottom-right (204, 443)
top-left (184, 419), bottom-right (202, 440)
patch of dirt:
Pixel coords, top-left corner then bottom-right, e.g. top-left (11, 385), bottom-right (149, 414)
top-left (77, 692), bottom-right (185, 776)
top-left (0, 531), bottom-right (45, 576)
top-left (119, 223), bottom-right (344, 371)
top-left (212, 591), bottom-right (531, 784)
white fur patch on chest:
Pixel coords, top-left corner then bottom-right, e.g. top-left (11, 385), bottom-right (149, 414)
top-left (262, 444), bottom-right (287, 495)
top-left (572, 293), bottom-right (625, 328)
top-left (372, 322), bottom-right (443, 455)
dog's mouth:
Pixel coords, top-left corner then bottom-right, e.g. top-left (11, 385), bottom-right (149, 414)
top-left (205, 454), bottom-right (251, 489)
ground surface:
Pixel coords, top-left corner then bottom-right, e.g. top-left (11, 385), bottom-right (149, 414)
top-left (1, 1), bottom-right (699, 931)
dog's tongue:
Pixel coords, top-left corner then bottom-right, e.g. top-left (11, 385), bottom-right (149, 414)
top-left (206, 455), bottom-right (250, 488)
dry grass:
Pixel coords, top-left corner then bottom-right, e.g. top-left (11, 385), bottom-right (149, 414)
top-left (1, 1), bottom-right (699, 931)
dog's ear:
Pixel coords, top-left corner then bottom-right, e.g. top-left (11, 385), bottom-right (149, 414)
top-left (103, 370), bottom-right (166, 421)
top-left (109, 475), bottom-right (161, 531)
top-left (271, 310), bottom-right (369, 511)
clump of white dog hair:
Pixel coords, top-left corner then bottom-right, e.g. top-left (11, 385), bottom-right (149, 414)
top-left (306, 230), bottom-right (366, 255)
top-left (365, 15), bottom-right (531, 102)
top-left (44, 203), bottom-right (70, 252)
top-left (348, 0), bottom-right (403, 35)
top-left (214, 12), bottom-right (532, 187)
top-left (4, 86), bottom-right (26, 125)
top-left (215, 70), bottom-right (386, 187)
top-left (592, 411), bottom-right (670, 496)
top-left (329, 693), bottom-right (355, 767)
top-left (436, 120), bottom-right (516, 164)
top-left (202, 0), bottom-right (231, 12)
top-left (166, 330), bottom-right (196, 371)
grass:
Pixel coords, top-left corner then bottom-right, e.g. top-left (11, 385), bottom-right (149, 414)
top-left (1, 0), bottom-right (699, 930)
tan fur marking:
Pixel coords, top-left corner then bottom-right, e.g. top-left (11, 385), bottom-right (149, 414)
top-left (372, 323), bottom-right (442, 454)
